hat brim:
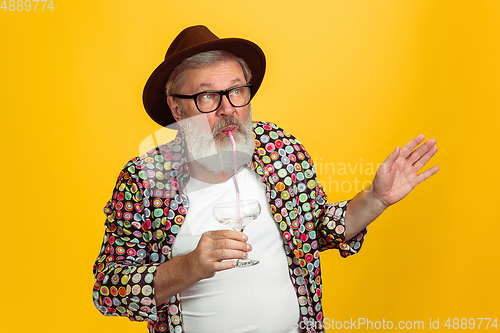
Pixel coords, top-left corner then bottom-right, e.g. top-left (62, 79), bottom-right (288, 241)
top-left (143, 38), bottom-right (266, 127)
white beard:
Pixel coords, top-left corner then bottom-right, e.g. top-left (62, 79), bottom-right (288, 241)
top-left (180, 109), bottom-right (255, 174)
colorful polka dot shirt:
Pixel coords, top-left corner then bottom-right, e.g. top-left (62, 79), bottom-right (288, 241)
top-left (93, 121), bottom-right (368, 333)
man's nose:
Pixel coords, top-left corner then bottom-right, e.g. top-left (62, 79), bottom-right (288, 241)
top-left (216, 95), bottom-right (236, 117)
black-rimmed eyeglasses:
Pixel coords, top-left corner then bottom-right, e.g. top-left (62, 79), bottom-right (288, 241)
top-left (172, 84), bottom-right (253, 113)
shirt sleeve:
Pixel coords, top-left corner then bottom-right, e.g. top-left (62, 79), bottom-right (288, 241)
top-left (314, 177), bottom-right (368, 258)
top-left (92, 162), bottom-right (161, 322)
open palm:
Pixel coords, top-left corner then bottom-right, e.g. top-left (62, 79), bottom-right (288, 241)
top-left (371, 135), bottom-right (439, 207)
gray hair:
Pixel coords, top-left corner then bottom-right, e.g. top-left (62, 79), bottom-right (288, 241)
top-left (165, 50), bottom-right (252, 97)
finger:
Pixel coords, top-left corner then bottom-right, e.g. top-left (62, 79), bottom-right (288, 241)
top-left (211, 260), bottom-right (237, 272)
top-left (378, 146), bottom-right (400, 175)
top-left (400, 135), bottom-right (425, 159)
top-left (416, 165), bottom-right (440, 184)
top-left (211, 238), bottom-right (252, 252)
top-left (412, 145), bottom-right (438, 171)
top-left (206, 229), bottom-right (248, 242)
top-left (407, 138), bottom-right (437, 165)
top-left (209, 248), bottom-right (249, 262)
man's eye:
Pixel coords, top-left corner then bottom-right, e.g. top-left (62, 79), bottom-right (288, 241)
top-left (231, 89), bottom-right (241, 96)
top-left (200, 94), bottom-right (213, 101)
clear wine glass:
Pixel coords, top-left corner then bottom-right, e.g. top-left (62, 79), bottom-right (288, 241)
top-left (213, 199), bottom-right (261, 267)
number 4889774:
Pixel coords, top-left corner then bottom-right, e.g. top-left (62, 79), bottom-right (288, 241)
top-left (1, 0), bottom-right (54, 11)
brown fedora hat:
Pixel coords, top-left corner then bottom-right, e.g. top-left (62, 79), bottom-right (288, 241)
top-left (143, 25), bottom-right (266, 127)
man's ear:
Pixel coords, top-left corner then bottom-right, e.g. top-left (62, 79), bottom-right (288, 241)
top-left (167, 96), bottom-right (183, 122)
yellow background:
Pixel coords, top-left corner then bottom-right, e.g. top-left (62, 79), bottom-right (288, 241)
top-left (1, 0), bottom-right (499, 331)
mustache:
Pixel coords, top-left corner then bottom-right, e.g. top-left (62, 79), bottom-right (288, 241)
top-left (212, 116), bottom-right (247, 137)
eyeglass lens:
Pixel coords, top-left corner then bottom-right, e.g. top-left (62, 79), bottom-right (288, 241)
top-left (197, 86), bottom-right (251, 112)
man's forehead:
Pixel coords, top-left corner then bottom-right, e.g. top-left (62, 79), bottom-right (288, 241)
top-left (198, 78), bottom-right (244, 90)
top-left (183, 58), bottom-right (246, 91)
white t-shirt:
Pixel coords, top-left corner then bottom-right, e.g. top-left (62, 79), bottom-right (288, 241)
top-left (171, 166), bottom-right (300, 333)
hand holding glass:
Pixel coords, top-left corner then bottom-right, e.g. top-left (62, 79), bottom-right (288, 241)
top-left (213, 200), bottom-right (261, 267)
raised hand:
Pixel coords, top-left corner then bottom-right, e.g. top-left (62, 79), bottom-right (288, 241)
top-left (371, 135), bottom-right (439, 208)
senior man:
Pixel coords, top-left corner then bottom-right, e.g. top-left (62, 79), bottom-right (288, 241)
top-left (93, 25), bottom-right (439, 333)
